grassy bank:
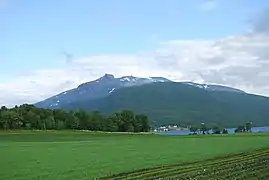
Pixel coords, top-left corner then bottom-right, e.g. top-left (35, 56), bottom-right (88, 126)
top-left (0, 131), bottom-right (268, 179)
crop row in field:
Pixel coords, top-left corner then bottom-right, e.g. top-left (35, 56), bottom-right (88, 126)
top-left (100, 148), bottom-right (269, 180)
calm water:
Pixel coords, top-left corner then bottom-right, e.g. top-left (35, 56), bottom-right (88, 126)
top-left (156, 126), bottom-right (269, 136)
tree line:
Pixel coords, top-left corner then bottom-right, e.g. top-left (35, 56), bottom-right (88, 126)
top-left (189, 122), bottom-right (252, 135)
top-left (234, 122), bottom-right (252, 133)
top-left (0, 104), bottom-right (150, 132)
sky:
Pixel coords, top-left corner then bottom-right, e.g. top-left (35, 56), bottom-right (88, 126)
top-left (1, 0), bottom-right (269, 107)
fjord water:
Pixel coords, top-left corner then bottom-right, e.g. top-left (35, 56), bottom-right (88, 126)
top-left (157, 126), bottom-right (269, 135)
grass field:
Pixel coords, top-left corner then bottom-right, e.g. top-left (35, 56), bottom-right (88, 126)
top-left (102, 148), bottom-right (269, 180)
top-left (0, 131), bottom-right (269, 180)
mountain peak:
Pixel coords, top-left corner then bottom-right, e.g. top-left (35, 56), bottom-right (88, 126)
top-left (95, 73), bottom-right (115, 82)
top-left (103, 73), bottom-right (115, 78)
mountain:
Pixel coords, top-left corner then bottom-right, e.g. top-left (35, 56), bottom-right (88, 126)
top-left (35, 74), bottom-right (245, 109)
top-left (35, 74), bottom-right (171, 109)
top-left (35, 74), bottom-right (267, 127)
top-left (181, 82), bottom-right (245, 93)
top-left (61, 82), bottom-right (269, 127)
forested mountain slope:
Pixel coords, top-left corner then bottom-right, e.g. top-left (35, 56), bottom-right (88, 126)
top-left (62, 82), bottom-right (269, 127)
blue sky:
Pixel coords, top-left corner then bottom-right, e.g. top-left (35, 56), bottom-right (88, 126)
top-left (1, 0), bottom-right (267, 75)
top-left (1, 0), bottom-right (269, 106)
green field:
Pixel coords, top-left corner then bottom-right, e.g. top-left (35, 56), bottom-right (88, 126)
top-left (0, 131), bottom-right (269, 180)
top-left (102, 148), bottom-right (269, 180)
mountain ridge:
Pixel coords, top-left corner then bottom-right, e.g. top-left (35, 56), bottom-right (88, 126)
top-left (35, 74), bottom-right (171, 109)
top-left (35, 74), bottom-right (245, 109)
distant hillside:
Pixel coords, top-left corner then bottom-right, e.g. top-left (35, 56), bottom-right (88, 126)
top-left (61, 82), bottom-right (269, 127)
top-left (35, 74), bottom-right (171, 109)
top-left (35, 74), bottom-right (245, 109)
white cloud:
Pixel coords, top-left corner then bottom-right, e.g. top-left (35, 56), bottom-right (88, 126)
top-left (1, 7), bottom-right (269, 107)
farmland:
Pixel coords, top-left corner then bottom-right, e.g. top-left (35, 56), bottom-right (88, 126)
top-left (0, 131), bottom-right (269, 180)
top-left (102, 147), bottom-right (269, 180)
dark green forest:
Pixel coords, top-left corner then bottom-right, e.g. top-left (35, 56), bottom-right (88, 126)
top-left (0, 104), bottom-right (150, 132)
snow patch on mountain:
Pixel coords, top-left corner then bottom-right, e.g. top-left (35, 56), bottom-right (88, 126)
top-left (182, 82), bottom-right (245, 93)
top-left (120, 77), bottom-right (131, 81)
top-left (109, 88), bottom-right (115, 93)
